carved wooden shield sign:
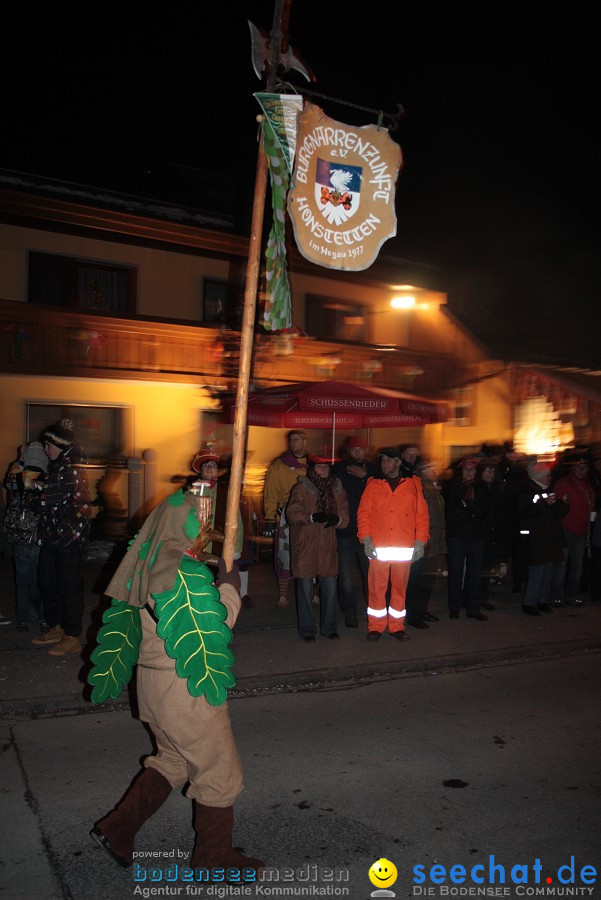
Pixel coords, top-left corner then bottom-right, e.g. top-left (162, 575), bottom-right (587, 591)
top-left (287, 103), bottom-right (403, 272)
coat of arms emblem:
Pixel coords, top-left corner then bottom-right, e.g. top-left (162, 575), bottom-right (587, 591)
top-left (315, 160), bottom-right (362, 225)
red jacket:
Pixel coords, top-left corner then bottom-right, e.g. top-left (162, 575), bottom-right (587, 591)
top-left (357, 475), bottom-right (429, 550)
top-left (553, 474), bottom-right (596, 535)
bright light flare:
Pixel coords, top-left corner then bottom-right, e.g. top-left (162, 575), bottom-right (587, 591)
top-left (390, 295), bottom-right (416, 309)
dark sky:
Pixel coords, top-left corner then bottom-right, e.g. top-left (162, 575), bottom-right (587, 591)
top-left (2, 2), bottom-right (598, 366)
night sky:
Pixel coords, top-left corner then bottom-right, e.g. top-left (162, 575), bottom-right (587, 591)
top-left (2, 2), bottom-right (598, 366)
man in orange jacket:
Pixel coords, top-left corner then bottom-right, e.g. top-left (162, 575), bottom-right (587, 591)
top-left (357, 447), bottom-right (430, 641)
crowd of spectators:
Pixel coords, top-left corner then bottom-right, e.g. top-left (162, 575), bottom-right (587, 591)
top-left (435, 441), bottom-right (601, 617)
top-left (3, 429), bottom-right (600, 641)
top-left (265, 435), bottom-right (601, 640)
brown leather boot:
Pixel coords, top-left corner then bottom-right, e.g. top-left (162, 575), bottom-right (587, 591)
top-left (90, 766), bottom-right (172, 867)
top-left (191, 803), bottom-right (265, 873)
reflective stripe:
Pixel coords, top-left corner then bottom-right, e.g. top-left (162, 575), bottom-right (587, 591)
top-left (366, 606), bottom-right (387, 618)
top-left (374, 546), bottom-right (413, 562)
top-left (388, 608), bottom-right (406, 619)
top-left (520, 530), bottom-right (530, 535)
top-left (533, 494), bottom-right (539, 503)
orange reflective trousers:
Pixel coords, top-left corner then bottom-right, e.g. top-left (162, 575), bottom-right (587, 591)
top-left (366, 559), bottom-right (411, 633)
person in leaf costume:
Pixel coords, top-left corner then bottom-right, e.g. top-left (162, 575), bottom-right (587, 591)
top-left (90, 483), bottom-right (264, 874)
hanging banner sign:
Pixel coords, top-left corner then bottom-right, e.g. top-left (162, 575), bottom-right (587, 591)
top-left (287, 103), bottom-right (403, 272)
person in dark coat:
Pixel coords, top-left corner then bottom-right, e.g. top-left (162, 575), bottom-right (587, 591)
top-left (444, 457), bottom-right (490, 620)
top-left (518, 460), bottom-right (567, 615)
top-left (3, 441), bottom-right (48, 632)
top-left (31, 419), bottom-right (91, 656)
top-left (286, 454), bottom-right (349, 642)
top-left (332, 436), bottom-right (375, 627)
top-left (591, 486), bottom-right (601, 603)
top-left (405, 459), bottom-right (446, 628)
top-left (478, 462), bottom-right (509, 611)
top-left (501, 453), bottom-right (531, 594)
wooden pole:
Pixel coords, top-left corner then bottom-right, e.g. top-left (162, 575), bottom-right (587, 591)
top-left (222, 0), bottom-right (288, 570)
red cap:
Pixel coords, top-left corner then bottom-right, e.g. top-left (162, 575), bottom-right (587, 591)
top-left (347, 436), bottom-right (368, 449)
top-left (527, 461), bottom-right (551, 480)
top-left (308, 453), bottom-right (339, 465)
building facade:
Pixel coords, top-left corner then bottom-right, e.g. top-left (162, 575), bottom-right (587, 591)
top-left (0, 176), bottom-right (519, 539)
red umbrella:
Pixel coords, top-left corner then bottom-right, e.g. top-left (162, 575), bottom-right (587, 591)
top-left (225, 380), bottom-right (448, 430)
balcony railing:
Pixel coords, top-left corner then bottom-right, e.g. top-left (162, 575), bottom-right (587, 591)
top-left (0, 300), bottom-right (458, 395)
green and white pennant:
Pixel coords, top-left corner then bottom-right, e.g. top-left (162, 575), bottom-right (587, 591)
top-left (255, 93), bottom-right (303, 332)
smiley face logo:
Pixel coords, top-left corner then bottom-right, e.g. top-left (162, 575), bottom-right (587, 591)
top-left (368, 858), bottom-right (398, 888)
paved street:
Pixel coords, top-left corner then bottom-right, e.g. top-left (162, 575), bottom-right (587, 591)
top-left (2, 553), bottom-right (601, 716)
top-left (2, 653), bottom-right (600, 900)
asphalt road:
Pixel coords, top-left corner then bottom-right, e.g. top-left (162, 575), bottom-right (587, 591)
top-left (2, 652), bottom-right (600, 900)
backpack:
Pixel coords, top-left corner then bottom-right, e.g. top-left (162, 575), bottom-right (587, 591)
top-left (4, 490), bottom-right (39, 544)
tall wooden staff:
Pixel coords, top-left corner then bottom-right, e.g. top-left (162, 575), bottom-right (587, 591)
top-left (222, 0), bottom-right (288, 569)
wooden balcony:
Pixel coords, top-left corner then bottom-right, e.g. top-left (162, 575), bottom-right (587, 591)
top-left (0, 300), bottom-right (459, 395)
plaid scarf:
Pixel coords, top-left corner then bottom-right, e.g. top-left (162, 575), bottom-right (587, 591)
top-left (307, 469), bottom-right (338, 514)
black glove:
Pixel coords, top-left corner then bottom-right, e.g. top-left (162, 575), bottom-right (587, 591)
top-left (312, 512), bottom-right (329, 524)
top-left (216, 558), bottom-right (241, 594)
top-left (323, 513), bottom-right (340, 528)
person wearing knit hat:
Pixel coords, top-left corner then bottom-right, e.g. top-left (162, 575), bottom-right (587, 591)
top-left (459, 456), bottom-right (481, 470)
top-left (23, 441), bottom-right (50, 475)
top-left (31, 419), bottom-right (91, 655)
top-left (400, 443), bottom-right (420, 468)
top-left (42, 418), bottom-right (75, 450)
top-left (518, 460), bottom-right (568, 615)
top-left (527, 461), bottom-right (551, 485)
top-left (332, 436), bottom-right (375, 627)
top-left (346, 436), bottom-right (368, 451)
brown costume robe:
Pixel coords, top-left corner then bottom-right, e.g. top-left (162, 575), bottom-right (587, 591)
top-left (104, 489), bottom-right (243, 806)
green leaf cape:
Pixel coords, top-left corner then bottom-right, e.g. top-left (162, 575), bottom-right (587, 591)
top-left (87, 489), bottom-right (236, 705)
